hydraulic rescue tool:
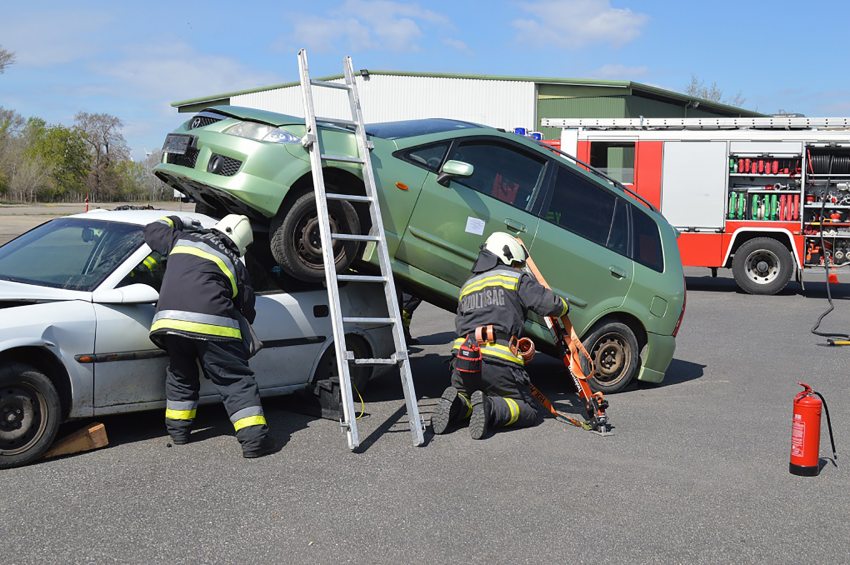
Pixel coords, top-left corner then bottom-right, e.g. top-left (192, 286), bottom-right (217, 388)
top-left (516, 239), bottom-right (611, 435)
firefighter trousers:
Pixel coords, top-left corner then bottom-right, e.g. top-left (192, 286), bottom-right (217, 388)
top-left (450, 358), bottom-right (544, 430)
top-left (163, 335), bottom-right (269, 450)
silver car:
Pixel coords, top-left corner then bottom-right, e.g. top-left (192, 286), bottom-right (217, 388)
top-left (0, 209), bottom-right (392, 468)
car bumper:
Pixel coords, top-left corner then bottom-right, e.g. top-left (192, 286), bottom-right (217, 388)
top-left (637, 332), bottom-right (676, 383)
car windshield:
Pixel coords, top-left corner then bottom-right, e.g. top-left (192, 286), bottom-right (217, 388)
top-left (0, 217), bottom-right (144, 291)
top-left (366, 118), bottom-right (481, 140)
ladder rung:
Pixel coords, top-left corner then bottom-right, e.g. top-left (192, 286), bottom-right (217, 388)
top-left (317, 116), bottom-right (357, 128)
top-left (337, 274), bottom-right (388, 283)
top-left (352, 357), bottom-right (400, 366)
top-left (332, 233), bottom-right (381, 242)
top-left (321, 153), bottom-right (365, 164)
top-left (343, 317), bottom-right (395, 325)
top-left (310, 79), bottom-right (350, 91)
top-left (327, 192), bottom-right (373, 203)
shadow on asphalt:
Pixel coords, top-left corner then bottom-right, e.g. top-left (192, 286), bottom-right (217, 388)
top-left (686, 274), bottom-right (850, 299)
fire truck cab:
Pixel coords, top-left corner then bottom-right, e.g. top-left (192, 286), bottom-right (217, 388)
top-left (544, 117), bottom-right (850, 295)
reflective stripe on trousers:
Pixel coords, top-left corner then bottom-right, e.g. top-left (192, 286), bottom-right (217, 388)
top-left (165, 399), bottom-right (198, 421)
top-left (230, 406), bottom-right (267, 431)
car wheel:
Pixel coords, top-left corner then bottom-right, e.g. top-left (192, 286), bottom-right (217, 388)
top-left (312, 335), bottom-right (373, 395)
top-left (0, 363), bottom-right (62, 469)
top-left (270, 190), bottom-right (362, 283)
top-left (732, 237), bottom-right (793, 295)
top-left (584, 322), bottom-right (640, 394)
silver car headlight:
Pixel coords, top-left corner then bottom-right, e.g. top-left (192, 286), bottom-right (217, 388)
top-left (223, 122), bottom-right (301, 144)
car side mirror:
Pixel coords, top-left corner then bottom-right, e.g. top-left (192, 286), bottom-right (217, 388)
top-left (437, 160), bottom-right (474, 186)
top-left (92, 283), bottom-right (159, 304)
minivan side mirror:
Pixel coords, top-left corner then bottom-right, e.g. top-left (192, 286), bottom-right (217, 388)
top-left (437, 160), bottom-right (474, 186)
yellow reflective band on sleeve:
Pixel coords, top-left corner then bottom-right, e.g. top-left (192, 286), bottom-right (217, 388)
top-left (165, 408), bottom-right (197, 421)
top-left (170, 245), bottom-right (238, 298)
top-left (560, 297), bottom-right (569, 317)
top-left (504, 398), bottom-right (520, 426)
top-left (151, 318), bottom-right (242, 339)
top-left (143, 255), bottom-right (158, 270)
top-left (233, 414), bottom-right (267, 431)
top-left (459, 275), bottom-right (520, 299)
top-left (160, 217), bottom-right (174, 227)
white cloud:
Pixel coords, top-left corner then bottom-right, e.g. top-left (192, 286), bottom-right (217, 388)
top-left (442, 38), bottom-right (471, 52)
top-left (513, 0), bottom-right (648, 49)
top-left (289, 1), bottom-right (454, 53)
top-left (0, 9), bottom-right (114, 66)
top-left (589, 63), bottom-right (649, 79)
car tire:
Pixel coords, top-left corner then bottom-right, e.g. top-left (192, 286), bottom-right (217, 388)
top-left (270, 190), bottom-right (362, 283)
top-left (584, 321), bottom-right (640, 394)
top-left (312, 335), bottom-right (373, 395)
top-left (0, 363), bottom-right (62, 469)
top-left (732, 237), bottom-right (794, 295)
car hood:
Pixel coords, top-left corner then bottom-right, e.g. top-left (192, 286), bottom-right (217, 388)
top-left (206, 105), bottom-right (304, 127)
top-left (0, 280), bottom-right (90, 307)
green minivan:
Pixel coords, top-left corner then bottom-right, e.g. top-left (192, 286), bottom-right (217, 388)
top-left (155, 107), bottom-right (686, 392)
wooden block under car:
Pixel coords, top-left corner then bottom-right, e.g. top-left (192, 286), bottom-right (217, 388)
top-left (42, 422), bottom-right (109, 459)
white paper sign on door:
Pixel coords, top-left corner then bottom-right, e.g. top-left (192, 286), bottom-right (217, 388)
top-left (465, 217), bottom-right (485, 235)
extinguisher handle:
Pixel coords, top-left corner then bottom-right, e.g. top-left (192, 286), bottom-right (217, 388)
top-left (814, 391), bottom-right (838, 467)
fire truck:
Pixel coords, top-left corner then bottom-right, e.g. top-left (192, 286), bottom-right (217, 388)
top-left (541, 117), bottom-right (850, 294)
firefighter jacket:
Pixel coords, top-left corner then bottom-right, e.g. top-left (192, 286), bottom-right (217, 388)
top-left (143, 216), bottom-right (256, 346)
top-left (452, 250), bottom-right (568, 367)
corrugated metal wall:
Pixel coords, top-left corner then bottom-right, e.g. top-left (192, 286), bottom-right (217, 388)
top-left (232, 75), bottom-right (536, 129)
top-left (537, 97), bottom-right (628, 139)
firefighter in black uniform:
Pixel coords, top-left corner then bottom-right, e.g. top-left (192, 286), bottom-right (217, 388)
top-left (431, 232), bottom-right (569, 439)
top-left (144, 213), bottom-right (274, 458)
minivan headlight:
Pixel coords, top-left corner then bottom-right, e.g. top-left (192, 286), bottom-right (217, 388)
top-left (223, 122), bottom-right (301, 144)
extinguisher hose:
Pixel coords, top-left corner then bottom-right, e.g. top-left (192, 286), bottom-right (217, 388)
top-left (814, 391), bottom-right (838, 467)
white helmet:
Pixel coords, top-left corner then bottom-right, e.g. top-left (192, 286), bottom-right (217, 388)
top-left (213, 214), bottom-right (253, 255)
top-left (483, 232), bottom-right (526, 266)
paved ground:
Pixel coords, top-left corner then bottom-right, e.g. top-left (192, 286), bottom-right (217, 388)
top-left (2, 207), bottom-right (849, 563)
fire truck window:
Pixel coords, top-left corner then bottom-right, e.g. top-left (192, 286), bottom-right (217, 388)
top-left (544, 164), bottom-right (617, 248)
top-left (589, 142), bottom-right (635, 184)
top-left (631, 206), bottom-right (664, 272)
top-left (447, 141), bottom-right (545, 211)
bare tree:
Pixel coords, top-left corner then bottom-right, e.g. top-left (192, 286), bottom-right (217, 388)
top-left (686, 75), bottom-right (746, 108)
top-left (0, 47), bottom-right (14, 74)
top-left (75, 112), bottom-right (130, 201)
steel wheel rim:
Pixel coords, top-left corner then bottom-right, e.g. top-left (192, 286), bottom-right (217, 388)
top-left (294, 211), bottom-right (344, 270)
top-left (592, 333), bottom-right (630, 384)
top-left (744, 249), bottom-right (780, 285)
top-left (0, 383), bottom-right (47, 456)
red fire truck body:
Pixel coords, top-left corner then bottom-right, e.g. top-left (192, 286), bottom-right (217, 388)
top-left (543, 117), bottom-right (850, 294)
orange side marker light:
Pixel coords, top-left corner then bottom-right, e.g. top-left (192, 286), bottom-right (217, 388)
top-left (395, 182), bottom-right (409, 191)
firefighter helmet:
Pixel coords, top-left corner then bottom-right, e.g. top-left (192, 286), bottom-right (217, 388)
top-left (483, 232), bottom-right (526, 266)
top-left (213, 214), bottom-right (253, 256)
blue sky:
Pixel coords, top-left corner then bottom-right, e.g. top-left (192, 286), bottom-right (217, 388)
top-left (2, 0), bottom-right (849, 159)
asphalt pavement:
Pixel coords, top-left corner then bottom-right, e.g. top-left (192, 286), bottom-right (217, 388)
top-left (1, 209), bottom-right (849, 562)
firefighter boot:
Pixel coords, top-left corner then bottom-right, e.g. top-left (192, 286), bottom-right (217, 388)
top-left (431, 386), bottom-right (472, 434)
top-left (469, 390), bottom-right (494, 440)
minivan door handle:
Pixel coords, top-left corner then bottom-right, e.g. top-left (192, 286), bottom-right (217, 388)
top-left (609, 265), bottom-right (627, 279)
top-left (504, 218), bottom-right (527, 233)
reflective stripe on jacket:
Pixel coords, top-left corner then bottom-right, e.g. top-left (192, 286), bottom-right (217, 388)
top-left (144, 216), bottom-right (255, 344)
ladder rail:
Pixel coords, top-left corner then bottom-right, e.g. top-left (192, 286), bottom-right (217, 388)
top-left (542, 116), bottom-right (850, 131)
top-left (343, 57), bottom-right (425, 446)
top-left (297, 49), bottom-right (361, 450)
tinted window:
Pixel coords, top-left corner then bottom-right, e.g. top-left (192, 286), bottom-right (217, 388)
top-left (447, 140), bottom-right (545, 211)
top-left (400, 142), bottom-right (449, 173)
top-left (544, 165), bottom-right (619, 248)
top-left (631, 207), bottom-right (664, 272)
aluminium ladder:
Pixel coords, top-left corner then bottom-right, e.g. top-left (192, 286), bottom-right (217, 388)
top-left (297, 49), bottom-right (425, 450)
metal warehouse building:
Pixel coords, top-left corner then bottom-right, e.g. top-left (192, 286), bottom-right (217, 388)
top-left (173, 70), bottom-right (761, 138)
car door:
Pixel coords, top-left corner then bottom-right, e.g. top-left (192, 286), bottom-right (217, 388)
top-left (398, 136), bottom-right (545, 290)
top-left (528, 163), bottom-right (634, 335)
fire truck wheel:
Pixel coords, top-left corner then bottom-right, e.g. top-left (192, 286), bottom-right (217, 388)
top-left (585, 321), bottom-right (639, 394)
top-left (732, 237), bottom-right (793, 295)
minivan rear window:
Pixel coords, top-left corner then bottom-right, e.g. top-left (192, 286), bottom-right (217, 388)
top-left (631, 207), bottom-right (664, 272)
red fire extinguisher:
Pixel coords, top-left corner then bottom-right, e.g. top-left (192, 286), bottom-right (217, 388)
top-left (790, 382), bottom-right (837, 476)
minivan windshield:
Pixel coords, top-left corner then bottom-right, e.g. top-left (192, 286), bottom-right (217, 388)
top-left (0, 218), bottom-right (144, 291)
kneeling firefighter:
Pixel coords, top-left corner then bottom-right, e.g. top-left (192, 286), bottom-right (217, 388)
top-left (144, 214), bottom-right (274, 458)
top-left (431, 232), bottom-right (569, 439)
